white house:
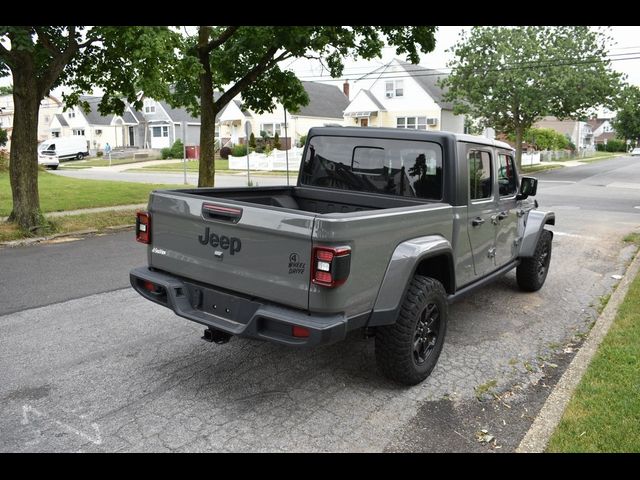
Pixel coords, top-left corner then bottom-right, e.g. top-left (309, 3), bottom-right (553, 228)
top-left (0, 93), bottom-right (62, 150)
top-left (217, 81), bottom-right (349, 148)
top-left (343, 58), bottom-right (465, 133)
top-left (587, 117), bottom-right (616, 146)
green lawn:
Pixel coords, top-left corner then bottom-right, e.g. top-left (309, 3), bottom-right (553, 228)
top-left (521, 164), bottom-right (564, 174)
top-left (0, 171), bottom-right (182, 216)
top-left (0, 209), bottom-right (138, 242)
top-left (131, 159), bottom-right (227, 172)
top-left (546, 235), bottom-right (640, 452)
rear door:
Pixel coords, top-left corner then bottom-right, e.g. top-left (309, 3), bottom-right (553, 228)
top-left (148, 191), bottom-right (316, 310)
top-left (466, 148), bottom-right (498, 278)
top-left (494, 151), bottom-right (519, 267)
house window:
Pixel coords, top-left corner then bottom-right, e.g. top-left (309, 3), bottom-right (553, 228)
top-left (259, 123), bottom-right (282, 137)
top-left (396, 116), bottom-right (427, 130)
top-left (95, 129), bottom-right (102, 135)
top-left (152, 126), bottom-right (169, 137)
top-left (72, 129), bottom-right (85, 136)
top-left (68, 110), bottom-right (75, 118)
top-left (52, 132), bottom-right (60, 138)
top-left (385, 80), bottom-right (404, 98)
top-left (144, 99), bottom-right (156, 114)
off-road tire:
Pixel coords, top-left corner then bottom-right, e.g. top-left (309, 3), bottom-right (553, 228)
top-left (375, 275), bottom-right (448, 385)
top-left (517, 229), bottom-right (552, 292)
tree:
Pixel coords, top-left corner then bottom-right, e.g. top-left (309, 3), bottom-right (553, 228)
top-left (273, 131), bottom-right (281, 150)
top-left (170, 26), bottom-right (437, 187)
top-left (0, 84), bottom-right (12, 95)
top-left (442, 26), bottom-right (622, 167)
top-left (249, 132), bottom-right (256, 149)
top-left (612, 85), bottom-right (640, 145)
top-left (0, 127), bottom-right (7, 147)
top-left (0, 26), bottom-right (180, 231)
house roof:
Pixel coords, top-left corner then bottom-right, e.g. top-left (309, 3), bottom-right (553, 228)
top-left (158, 101), bottom-right (201, 124)
top-left (122, 111), bottom-right (138, 124)
top-left (394, 59), bottom-right (453, 110)
top-left (54, 113), bottom-right (69, 127)
top-left (77, 95), bottom-right (115, 125)
top-left (291, 81), bottom-right (349, 119)
top-left (362, 89), bottom-right (386, 111)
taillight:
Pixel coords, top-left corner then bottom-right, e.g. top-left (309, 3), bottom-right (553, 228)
top-left (311, 246), bottom-right (351, 288)
top-left (136, 211), bottom-right (151, 244)
top-left (292, 325), bottom-right (310, 338)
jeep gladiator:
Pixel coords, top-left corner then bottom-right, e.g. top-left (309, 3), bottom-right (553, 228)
top-left (130, 127), bottom-right (555, 385)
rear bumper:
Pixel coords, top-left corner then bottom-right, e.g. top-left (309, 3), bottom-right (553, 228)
top-left (130, 266), bottom-right (350, 347)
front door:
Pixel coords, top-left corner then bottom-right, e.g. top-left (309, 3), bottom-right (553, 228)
top-left (360, 118), bottom-right (369, 127)
top-left (467, 149), bottom-right (498, 278)
top-left (494, 151), bottom-right (520, 267)
top-left (129, 127), bottom-right (135, 147)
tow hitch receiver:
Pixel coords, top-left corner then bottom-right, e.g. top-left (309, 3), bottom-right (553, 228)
top-left (202, 328), bottom-right (232, 344)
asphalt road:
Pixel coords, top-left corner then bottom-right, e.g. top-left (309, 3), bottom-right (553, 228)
top-left (1, 156), bottom-right (639, 452)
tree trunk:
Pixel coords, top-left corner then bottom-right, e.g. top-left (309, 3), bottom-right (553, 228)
top-left (197, 26), bottom-right (216, 187)
top-left (7, 65), bottom-right (43, 231)
top-left (514, 125), bottom-right (524, 170)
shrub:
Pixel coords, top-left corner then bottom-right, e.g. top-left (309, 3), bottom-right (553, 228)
top-left (170, 139), bottom-right (184, 158)
top-left (249, 132), bottom-right (256, 148)
top-left (596, 143), bottom-right (606, 151)
top-left (220, 146), bottom-right (232, 159)
top-left (231, 144), bottom-right (247, 157)
top-left (161, 147), bottom-right (173, 159)
top-left (605, 139), bottom-right (627, 152)
top-left (273, 132), bottom-right (281, 150)
top-left (0, 127), bottom-right (7, 148)
top-left (96, 150), bottom-right (104, 157)
top-left (297, 134), bottom-right (307, 147)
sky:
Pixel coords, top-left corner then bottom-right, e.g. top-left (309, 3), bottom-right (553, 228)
top-left (2, 26), bottom-right (640, 102)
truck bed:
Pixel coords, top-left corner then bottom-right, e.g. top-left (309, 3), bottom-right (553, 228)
top-left (173, 185), bottom-right (433, 215)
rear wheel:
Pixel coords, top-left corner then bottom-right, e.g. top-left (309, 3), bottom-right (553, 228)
top-left (49, 165), bottom-right (58, 170)
top-left (76, 152), bottom-right (84, 160)
top-left (517, 229), bottom-right (552, 292)
top-left (375, 276), bottom-right (448, 385)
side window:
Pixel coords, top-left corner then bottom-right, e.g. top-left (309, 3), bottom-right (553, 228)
top-left (498, 153), bottom-right (517, 197)
top-left (468, 150), bottom-right (492, 201)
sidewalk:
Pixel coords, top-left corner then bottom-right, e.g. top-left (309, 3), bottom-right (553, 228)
top-left (74, 158), bottom-right (186, 173)
top-left (0, 203), bottom-right (146, 222)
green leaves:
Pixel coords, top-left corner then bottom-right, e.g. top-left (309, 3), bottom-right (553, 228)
top-left (612, 85), bottom-right (640, 143)
top-left (443, 26), bottom-right (622, 164)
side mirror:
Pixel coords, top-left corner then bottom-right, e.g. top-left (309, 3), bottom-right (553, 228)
top-left (517, 176), bottom-right (538, 200)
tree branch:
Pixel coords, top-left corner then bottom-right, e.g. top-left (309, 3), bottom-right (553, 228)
top-left (215, 46), bottom-right (279, 110)
top-left (0, 42), bottom-right (15, 67)
top-left (206, 26), bottom-right (239, 52)
top-left (34, 27), bottom-right (60, 56)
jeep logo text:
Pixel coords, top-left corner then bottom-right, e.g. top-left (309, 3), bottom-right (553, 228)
top-left (198, 227), bottom-right (242, 255)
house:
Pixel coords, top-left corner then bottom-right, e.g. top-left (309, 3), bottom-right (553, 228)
top-left (533, 116), bottom-right (595, 152)
top-left (48, 95), bottom-right (201, 152)
top-left (587, 117), bottom-right (616, 146)
top-left (342, 58), bottom-right (465, 133)
top-left (0, 93), bottom-right (62, 150)
top-left (217, 81), bottom-right (349, 148)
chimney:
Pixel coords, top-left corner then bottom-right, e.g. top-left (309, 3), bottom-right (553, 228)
top-left (343, 80), bottom-right (350, 100)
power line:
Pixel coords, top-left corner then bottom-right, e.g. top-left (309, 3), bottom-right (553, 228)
top-left (294, 54), bottom-right (640, 83)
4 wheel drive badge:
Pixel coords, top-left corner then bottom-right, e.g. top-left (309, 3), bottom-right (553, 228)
top-left (288, 252), bottom-right (305, 274)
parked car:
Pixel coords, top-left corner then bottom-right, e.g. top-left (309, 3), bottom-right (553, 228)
top-left (130, 127), bottom-right (554, 385)
top-left (37, 151), bottom-right (59, 170)
top-left (630, 147), bottom-right (640, 156)
top-left (38, 136), bottom-right (89, 162)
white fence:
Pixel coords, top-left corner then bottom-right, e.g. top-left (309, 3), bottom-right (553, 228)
top-left (228, 147), bottom-right (304, 171)
top-left (521, 152), bottom-right (541, 166)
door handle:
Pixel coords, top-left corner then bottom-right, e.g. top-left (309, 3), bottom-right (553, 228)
top-left (472, 217), bottom-right (485, 227)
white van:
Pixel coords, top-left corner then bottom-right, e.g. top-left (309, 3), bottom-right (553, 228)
top-left (38, 136), bottom-right (90, 168)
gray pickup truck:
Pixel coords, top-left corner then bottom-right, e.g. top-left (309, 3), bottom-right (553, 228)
top-left (130, 127), bottom-right (554, 385)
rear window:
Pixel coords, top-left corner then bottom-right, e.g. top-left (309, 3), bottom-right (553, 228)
top-left (300, 135), bottom-right (444, 200)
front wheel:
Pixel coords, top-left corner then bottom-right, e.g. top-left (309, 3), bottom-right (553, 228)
top-left (76, 152), bottom-right (85, 160)
top-left (517, 229), bottom-right (552, 292)
top-left (375, 276), bottom-right (448, 385)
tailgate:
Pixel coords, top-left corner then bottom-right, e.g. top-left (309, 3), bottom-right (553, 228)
top-left (147, 191), bottom-right (315, 310)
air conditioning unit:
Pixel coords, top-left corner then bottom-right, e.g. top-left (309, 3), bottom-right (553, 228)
top-left (426, 118), bottom-right (438, 126)
top-left (385, 91), bottom-right (394, 98)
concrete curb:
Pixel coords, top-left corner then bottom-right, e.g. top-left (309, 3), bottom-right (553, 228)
top-left (0, 224), bottom-right (135, 248)
top-left (516, 245), bottom-right (640, 453)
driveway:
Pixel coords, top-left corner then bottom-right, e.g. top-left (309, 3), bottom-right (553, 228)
top-left (0, 156), bottom-right (638, 452)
